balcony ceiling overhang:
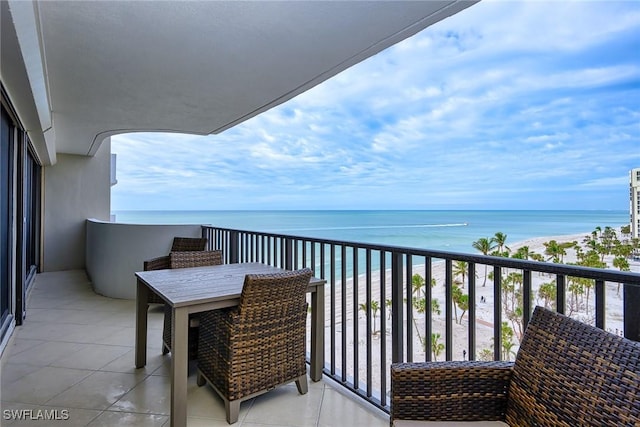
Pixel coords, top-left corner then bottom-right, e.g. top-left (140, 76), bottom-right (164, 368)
top-left (5, 0), bottom-right (477, 163)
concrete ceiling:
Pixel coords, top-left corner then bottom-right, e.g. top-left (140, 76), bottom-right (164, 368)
top-left (4, 0), bottom-right (477, 163)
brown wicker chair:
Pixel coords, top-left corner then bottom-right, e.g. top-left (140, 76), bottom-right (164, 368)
top-left (143, 236), bottom-right (208, 304)
top-left (196, 268), bottom-right (314, 424)
top-left (161, 250), bottom-right (223, 358)
top-left (390, 306), bottom-right (640, 426)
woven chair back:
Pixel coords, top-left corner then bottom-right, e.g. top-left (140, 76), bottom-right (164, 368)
top-left (171, 237), bottom-right (207, 252)
top-left (238, 268), bottom-right (313, 320)
top-left (506, 306), bottom-right (640, 425)
top-left (169, 250), bottom-right (222, 269)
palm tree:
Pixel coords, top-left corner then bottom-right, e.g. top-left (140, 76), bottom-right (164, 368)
top-left (412, 274), bottom-right (425, 299)
top-left (451, 284), bottom-right (461, 324)
top-left (613, 256), bottom-right (630, 295)
top-left (431, 298), bottom-right (441, 315)
top-left (431, 333), bottom-right (445, 361)
top-left (472, 237), bottom-right (495, 286)
top-left (453, 260), bottom-right (468, 289)
top-left (493, 232), bottom-right (510, 255)
top-left (501, 322), bottom-right (516, 361)
top-left (512, 245), bottom-right (534, 260)
top-left (537, 281), bottom-right (556, 309)
top-left (543, 240), bottom-right (567, 263)
top-left (457, 294), bottom-right (469, 324)
top-left (358, 300), bottom-right (380, 335)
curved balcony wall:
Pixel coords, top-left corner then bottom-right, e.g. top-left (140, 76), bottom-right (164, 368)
top-left (86, 219), bottom-right (203, 299)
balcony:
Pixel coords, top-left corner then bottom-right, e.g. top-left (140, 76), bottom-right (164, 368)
top-left (1, 270), bottom-right (389, 427)
top-left (3, 224), bottom-right (640, 426)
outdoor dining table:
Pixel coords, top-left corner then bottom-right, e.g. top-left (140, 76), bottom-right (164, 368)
top-left (135, 262), bottom-right (326, 427)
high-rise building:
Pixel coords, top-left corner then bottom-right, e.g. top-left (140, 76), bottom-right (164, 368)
top-left (631, 168), bottom-right (640, 238)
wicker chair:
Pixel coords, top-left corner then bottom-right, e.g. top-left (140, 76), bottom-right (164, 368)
top-left (196, 268), bottom-right (314, 424)
top-left (143, 236), bottom-right (208, 304)
top-left (161, 250), bottom-right (223, 359)
top-left (390, 306), bottom-right (640, 426)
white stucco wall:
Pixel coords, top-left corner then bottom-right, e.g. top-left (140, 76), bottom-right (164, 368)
top-left (86, 220), bottom-right (202, 299)
top-left (43, 139), bottom-right (111, 271)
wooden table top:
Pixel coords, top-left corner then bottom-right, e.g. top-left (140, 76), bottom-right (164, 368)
top-left (136, 262), bottom-right (324, 307)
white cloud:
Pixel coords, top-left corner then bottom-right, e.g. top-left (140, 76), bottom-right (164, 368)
top-left (112, 0), bottom-right (640, 211)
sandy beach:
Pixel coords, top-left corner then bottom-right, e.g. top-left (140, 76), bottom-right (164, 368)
top-left (309, 230), bottom-right (639, 395)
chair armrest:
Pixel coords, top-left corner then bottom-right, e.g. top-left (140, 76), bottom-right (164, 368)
top-left (143, 255), bottom-right (171, 304)
top-left (391, 361), bottom-right (513, 423)
top-left (143, 255), bottom-right (171, 271)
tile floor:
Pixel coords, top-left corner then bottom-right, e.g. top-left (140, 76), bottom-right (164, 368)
top-left (1, 271), bottom-right (389, 427)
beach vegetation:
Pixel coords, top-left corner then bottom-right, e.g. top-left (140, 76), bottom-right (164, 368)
top-left (530, 253), bottom-right (545, 262)
top-left (411, 296), bottom-right (443, 359)
top-left (472, 237), bottom-right (496, 286)
top-left (394, 224), bottom-right (631, 364)
top-left (511, 245), bottom-right (536, 260)
top-left (453, 260), bottom-right (468, 289)
top-left (612, 256), bottom-right (630, 295)
top-left (409, 273), bottom-right (443, 352)
top-left (358, 300), bottom-right (380, 335)
top-left (491, 232), bottom-right (511, 257)
top-left (476, 323), bottom-right (517, 361)
top-left (502, 272), bottom-right (525, 339)
top-left (478, 348), bottom-right (493, 362)
top-left (456, 294), bottom-right (469, 324)
top-left (572, 249), bottom-right (606, 313)
top-left (598, 226), bottom-right (618, 259)
top-left (411, 273), bottom-right (425, 299)
top-left (431, 298), bottom-right (441, 315)
top-left (430, 333), bottom-right (445, 361)
top-left (613, 240), bottom-right (633, 259)
top-left (543, 239), bottom-right (574, 263)
top-left (411, 299), bottom-right (425, 347)
top-left (567, 277), bottom-right (588, 316)
top-left (621, 224), bottom-right (631, 237)
top-left (501, 322), bottom-right (517, 361)
top-left (537, 281), bottom-right (556, 309)
top-left (450, 283), bottom-right (469, 324)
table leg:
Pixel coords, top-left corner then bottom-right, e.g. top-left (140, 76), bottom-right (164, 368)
top-left (170, 306), bottom-right (189, 427)
top-left (310, 285), bottom-right (325, 381)
top-left (135, 279), bottom-right (149, 368)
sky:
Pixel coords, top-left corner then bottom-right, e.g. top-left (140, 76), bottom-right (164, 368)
top-left (111, 0), bottom-right (640, 212)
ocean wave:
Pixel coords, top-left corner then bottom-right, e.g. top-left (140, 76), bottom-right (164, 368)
top-left (275, 223), bottom-right (468, 232)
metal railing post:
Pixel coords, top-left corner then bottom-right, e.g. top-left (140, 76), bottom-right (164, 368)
top-left (493, 265), bottom-right (502, 361)
top-left (624, 283), bottom-right (640, 342)
top-left (284, 238), bottom-right (293, 270)
top-left (229, 230), bottom-right (239, 264)
top-left (391, 252), bottom-right (404, 363)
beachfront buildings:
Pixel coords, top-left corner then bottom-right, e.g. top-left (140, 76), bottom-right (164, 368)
top-left (631, 168), bottom-right (640, 239)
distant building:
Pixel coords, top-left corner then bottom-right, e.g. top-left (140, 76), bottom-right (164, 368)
top-left (631, 168), bottom-right (640, 238)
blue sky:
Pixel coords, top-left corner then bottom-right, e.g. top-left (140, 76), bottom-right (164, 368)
top-left (112, 0), bottom-right (640, 211)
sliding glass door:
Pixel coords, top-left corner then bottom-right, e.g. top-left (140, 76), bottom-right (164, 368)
top-left (1, 106), bottom-right (13, 334)
top-left (16, 140), bottom-right (41, 323)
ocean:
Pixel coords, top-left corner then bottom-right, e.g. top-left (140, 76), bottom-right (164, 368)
top-left (111, 210), bottom-right (629, 254)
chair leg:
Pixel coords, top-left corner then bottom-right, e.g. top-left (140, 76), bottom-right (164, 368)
top-left (196, 371), bottom-right (206, 387)
top-left (162, 343), bottom-right (169, 355)
top-left (225, 399), bottom-right (240, 424)
top-left (295, 374), bottom-right (308, 395)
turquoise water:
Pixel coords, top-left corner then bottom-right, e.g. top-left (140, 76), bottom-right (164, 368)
top-left (112, 210), bottom-right (629, 254)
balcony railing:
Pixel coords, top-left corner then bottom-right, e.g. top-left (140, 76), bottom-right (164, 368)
top-left (202, 225), bottom-right (640, 414)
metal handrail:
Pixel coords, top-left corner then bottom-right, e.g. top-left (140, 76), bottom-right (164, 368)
top-left (202, 225), bottom-right (640, 413)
